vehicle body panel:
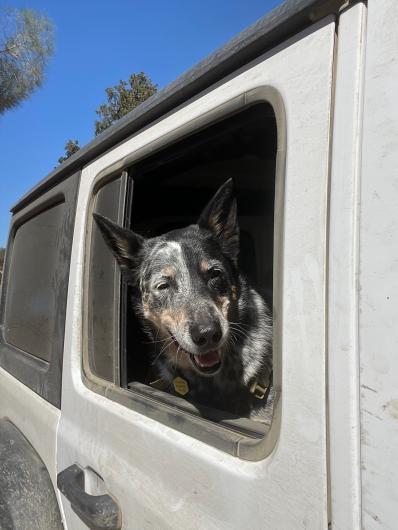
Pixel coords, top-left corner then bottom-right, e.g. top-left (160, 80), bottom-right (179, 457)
top-left (58, 18), bottom-right (335, 530)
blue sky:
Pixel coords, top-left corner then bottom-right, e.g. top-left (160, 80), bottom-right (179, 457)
top-left (0, 0), bottom-right (281, 246)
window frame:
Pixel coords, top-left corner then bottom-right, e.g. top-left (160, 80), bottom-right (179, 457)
top-left (83, 87), bottom-right (286, 460)
top-left (0, 172), bottom-right (80, 408)
top-left (87, 173), bottom-right (128, 385)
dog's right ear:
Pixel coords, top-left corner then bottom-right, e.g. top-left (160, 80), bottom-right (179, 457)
top-left (197, 178), bottom-right (239, 262)
top-left (93, 213), bottom-right (144, 271)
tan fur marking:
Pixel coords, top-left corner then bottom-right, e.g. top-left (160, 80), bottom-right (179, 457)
top-left (216, 295), bottom-right (230, 317)
top-left (141, 303), bottom-right (194, 371)
top-left (231, 285), bottom-right (237, 301)
top-left (158, 308), bottom-right (193, 371)
top-left (142, 302), bottom-right (150, 318)
top-left (143, 306), bottom-right (188, 336)
top-left (200, 260), bottom-right (210, 273)
top-left (159, 308), bottom-right (187, 329)
top-left (143, 309), bottom-right (163, 329)
top-left (161, 266), bottom-right (175, 278)
top-left (165, 346), bottom-right (192, 371)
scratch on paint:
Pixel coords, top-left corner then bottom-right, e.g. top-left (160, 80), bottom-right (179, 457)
top-left (365, 510), bottom-right (381, 524)
top-left (361, 384), bottom-right (377, 393)
top-left (363, 409), bottom-right (383, 421)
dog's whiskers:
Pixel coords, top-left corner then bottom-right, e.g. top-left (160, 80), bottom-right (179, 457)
top-left (143, 337), bottom-right (171, 345)
top-left (228, 320), bottom-right (252, 329)
top-left (229, 322), bottom-right (250, 332)
top-left (152, 337), bottom-right (174, 363)
top-left (229, 324), bottom-right (250, 341)
top-left (174, 344), bottom-right (181, 371)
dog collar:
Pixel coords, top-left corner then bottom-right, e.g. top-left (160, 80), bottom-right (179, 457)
top-left (249, 379), bottom-right (269, 399)
top-left (249, 371), bottom-right (273, 400)
top-left (149, 376), bottom-right (190, 396)
top-left (151, 374), bottom-right (271, 401)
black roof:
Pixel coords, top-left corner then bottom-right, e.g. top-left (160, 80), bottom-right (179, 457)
top-left (12, 0), bottom-right (346, 213)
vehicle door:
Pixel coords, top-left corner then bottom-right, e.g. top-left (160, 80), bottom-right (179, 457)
top-left (57, 16), bottom-right (336, 530)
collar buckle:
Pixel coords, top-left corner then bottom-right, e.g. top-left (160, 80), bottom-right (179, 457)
top-left (249, 380), bottom-right (268, 400)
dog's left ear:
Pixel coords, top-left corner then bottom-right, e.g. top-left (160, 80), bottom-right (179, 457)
top-left (198, 178), bottom-right (239, 262)
top-left (93, 213), bottom-right (145, 272)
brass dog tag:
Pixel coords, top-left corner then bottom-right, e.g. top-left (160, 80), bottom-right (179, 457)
top-left (173, 377), bottom-right (189, 396)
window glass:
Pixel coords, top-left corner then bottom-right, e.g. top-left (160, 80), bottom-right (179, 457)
top-left (89, 177), bottom-right (122, 382)
top-left (4, 202), bottom-right (65, 361)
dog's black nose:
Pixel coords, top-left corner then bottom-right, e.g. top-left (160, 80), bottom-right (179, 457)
top-left (190, 321), bottom-right (222, 348)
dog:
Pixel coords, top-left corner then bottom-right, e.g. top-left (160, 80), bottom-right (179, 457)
top-left (94, 179), bottom-right (274, 420)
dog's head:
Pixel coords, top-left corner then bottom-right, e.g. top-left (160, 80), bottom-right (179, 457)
top-left (94, 179), bottom-right (240, 377)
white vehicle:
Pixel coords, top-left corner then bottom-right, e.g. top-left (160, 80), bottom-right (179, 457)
top-left (1, 1), bottom-right (397, 528)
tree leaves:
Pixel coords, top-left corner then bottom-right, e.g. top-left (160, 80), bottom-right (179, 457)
top-left (57, 139), bottom-right (80, 165)
top-left (58, 72), bottom-right (157, 165)
top-left (94, 72), bottom-right (157, 135)
top-left (0, 8), bottom-right (54, 114)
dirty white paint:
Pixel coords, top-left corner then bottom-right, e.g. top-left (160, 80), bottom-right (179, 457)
top-left (359, 1), bottom-right (398, 528)
top-left (327, 3), bottom-right (366, 529)
top-left (58, 18), bottom-right (335, 530)
top-left (0, 367), bottom-right (60, 486)
top-left (0, 367), bottom-right (68, 525)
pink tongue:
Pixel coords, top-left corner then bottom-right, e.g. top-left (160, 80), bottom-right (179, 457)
top-left (194, 350), bottom-right (220, 368)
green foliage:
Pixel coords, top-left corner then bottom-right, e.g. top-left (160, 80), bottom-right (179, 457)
top-left (58, 139), bottom-right (80, 165)
top-left (94, 72), bottom-right (157, 135)
top-left (0, 8), bottom-right (54, 114)
top-left (57, 72), bottom-right (156, 165)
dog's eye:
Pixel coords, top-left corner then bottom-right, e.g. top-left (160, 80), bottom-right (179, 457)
top-left (208, 268), bottom-right (223, 280)
top-left (156, 282), bottom-right (169, 291)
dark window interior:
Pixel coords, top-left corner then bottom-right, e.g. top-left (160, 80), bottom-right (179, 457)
top-left (89, 101), bottom-right (277, 428)
top-left (122, 102), bottom-right (277, 390)
top-left (4, 202), bottom-right (65, 361)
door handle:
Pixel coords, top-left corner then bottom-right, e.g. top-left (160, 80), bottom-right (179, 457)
top-left (57, 464), bottom-right (122, 530)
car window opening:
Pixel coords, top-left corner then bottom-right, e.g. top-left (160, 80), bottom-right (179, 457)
top-left (90, 102), bottom-right (277, 436)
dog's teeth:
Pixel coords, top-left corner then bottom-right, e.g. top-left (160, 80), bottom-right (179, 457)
top-left (194, 350), bottom-right (220, 368)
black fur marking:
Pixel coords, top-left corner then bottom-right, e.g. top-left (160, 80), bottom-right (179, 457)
top-left (197, 178), bottom-right (240, 263)
top-left (93, 213), bottom-right (145, 273)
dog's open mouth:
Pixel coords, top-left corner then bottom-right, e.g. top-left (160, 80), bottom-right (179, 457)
top-left (170, 334), bottom-right (222, 375)
top-left (189, 350), bottom-right (221, 375)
